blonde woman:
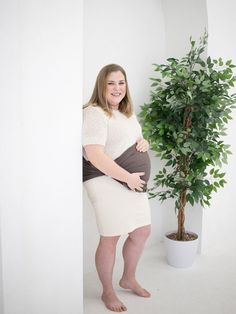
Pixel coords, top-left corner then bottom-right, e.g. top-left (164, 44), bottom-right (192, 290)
top-left (83, 64), bottom-right (151, 312)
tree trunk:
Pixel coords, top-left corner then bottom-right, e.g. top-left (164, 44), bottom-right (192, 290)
top-left (177, 106), bottom-right (192, 241)
top-left (177, 189), bottom-right (187, 240)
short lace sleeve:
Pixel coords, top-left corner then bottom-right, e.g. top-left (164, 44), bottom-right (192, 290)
top-left (82, 105), bottom-right (108, 146)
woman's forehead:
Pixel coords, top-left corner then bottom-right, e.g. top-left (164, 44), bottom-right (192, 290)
top-left (107, 71), bottom-right (125, 81)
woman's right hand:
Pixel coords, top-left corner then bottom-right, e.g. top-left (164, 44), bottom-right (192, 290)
top-left (126, 172), bottom-right (146, 192)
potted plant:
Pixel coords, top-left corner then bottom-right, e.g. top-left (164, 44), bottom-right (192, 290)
top-left (139, 32), bottom-right (236, 268)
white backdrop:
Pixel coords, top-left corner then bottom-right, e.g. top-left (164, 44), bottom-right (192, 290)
top-left (203, 0), bottom-right (236, 253)
top-left (0, 0), bottom-right (83, 313)
top-left (1, 0), bottom-right (236, 313)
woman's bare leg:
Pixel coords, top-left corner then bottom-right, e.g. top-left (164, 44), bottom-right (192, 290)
top-left (119, 225), bottom-right (151, 297)
top-left (95, 235), bottom-right (127, 312)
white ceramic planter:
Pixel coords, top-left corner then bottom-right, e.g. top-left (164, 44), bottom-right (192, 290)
top-left (164, 231), bottom-right (199, 268)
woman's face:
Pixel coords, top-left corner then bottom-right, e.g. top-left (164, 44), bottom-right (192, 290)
top-left (105, 71), bottom-right (126, 108)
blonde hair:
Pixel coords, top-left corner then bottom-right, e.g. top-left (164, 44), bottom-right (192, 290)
top-left (85, 64), bottom-right (133, 117)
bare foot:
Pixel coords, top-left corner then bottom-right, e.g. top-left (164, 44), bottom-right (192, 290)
top-left (119, 278), bottom-right (151, 298)
top-left (101, 291), bottom-right (127, 312)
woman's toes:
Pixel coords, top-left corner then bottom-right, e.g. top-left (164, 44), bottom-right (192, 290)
top-left (119, 278), bottom-right (151, 298)
top-left (101, 291), bottom-right (127, 312)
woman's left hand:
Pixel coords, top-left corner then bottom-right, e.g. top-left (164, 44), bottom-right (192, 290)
top-left (136, 138), bottom-right (149, 152)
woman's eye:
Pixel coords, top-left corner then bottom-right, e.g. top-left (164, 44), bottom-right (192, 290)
top-left (107, 82), bottom-right (126, 86)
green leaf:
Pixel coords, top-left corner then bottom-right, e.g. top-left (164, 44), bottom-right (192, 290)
top-left (151, 82), bottom-right (158, 87)
top-left (187, 91), bottom-right (192, 99)
top-left (219, 57), bottom-right (224, 66)
top-left (214, 182), bottom-right (220, 188)
top-left (207, 56), bottom-right (211, 65)
top-left (183, 142), bottom-right (191, 148)
top-left (218, 173), bottom-right (225, 178)
top-left (196, 59), bottom-right (206, 67)
top-left (165, 160), bottom-right (173, 167)
top-left (210, 168), bottom-right (214, 175)
top-left (188, 195), bottom-right (194, 206)
top-left (229, 80), bottom-right (235, 87)
top-left (219, 179), bottom-right (226, 187)
top-left (203, 199), bottom-right (210, 206)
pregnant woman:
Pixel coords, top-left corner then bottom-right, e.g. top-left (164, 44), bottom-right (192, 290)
top-left (82, 64), bottom-right (151, 312)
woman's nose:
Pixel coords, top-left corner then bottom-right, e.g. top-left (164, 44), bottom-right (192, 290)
top-left (113, 83), bottom-right (119, 90)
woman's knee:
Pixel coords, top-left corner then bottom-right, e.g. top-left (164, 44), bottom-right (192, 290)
top-left (99, 235), bottom-right (120, 251)
top-left (129, 225), bottom-right (151, 242)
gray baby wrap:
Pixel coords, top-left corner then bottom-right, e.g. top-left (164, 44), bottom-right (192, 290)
top-left (83, 143), bottom-right (151, 192)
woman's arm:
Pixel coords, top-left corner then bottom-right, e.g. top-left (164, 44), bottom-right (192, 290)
top-left (84, 144), bottom-right (145, 192)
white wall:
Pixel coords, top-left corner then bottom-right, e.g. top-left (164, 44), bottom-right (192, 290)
top-left (83, 0), bottom-right (166, 274)
top-left (203, 0), bottom-right (236, 253)
top-left (0, 1), bottom-right (83, 313)
top-left (0, 220), bottom-right (3, 313)
top-left (162, 0), bottom-right (208, 58)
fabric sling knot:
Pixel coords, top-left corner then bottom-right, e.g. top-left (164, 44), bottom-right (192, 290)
top-left (83, 144), bottom-right (151, 192)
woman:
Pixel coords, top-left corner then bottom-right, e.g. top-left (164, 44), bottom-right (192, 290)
top-left (82, 64), bottom-right (151, 312)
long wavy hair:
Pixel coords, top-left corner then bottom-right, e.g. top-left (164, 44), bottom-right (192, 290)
top-left (84, 64), bottom-right (134, 117)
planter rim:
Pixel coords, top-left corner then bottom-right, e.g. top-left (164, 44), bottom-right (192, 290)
top-left (165, 230), bottom-right (198, 242)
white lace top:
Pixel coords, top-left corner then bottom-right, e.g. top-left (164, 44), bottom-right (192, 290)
top-left (82, 105), bottom-right (143, 160)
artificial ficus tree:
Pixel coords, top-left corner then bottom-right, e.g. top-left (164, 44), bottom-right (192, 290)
top-left (139, 32), bottom-right (236, 241)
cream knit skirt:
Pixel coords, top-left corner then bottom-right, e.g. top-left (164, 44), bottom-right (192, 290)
top-left (84, 176), bottom-right (151, 236)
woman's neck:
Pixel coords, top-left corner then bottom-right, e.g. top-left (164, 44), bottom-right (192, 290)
top-left (110, 104), bottom-right (119, 110)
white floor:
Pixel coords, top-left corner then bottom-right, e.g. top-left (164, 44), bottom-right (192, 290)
top-left (84, 242), bottom-right (236, 314)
